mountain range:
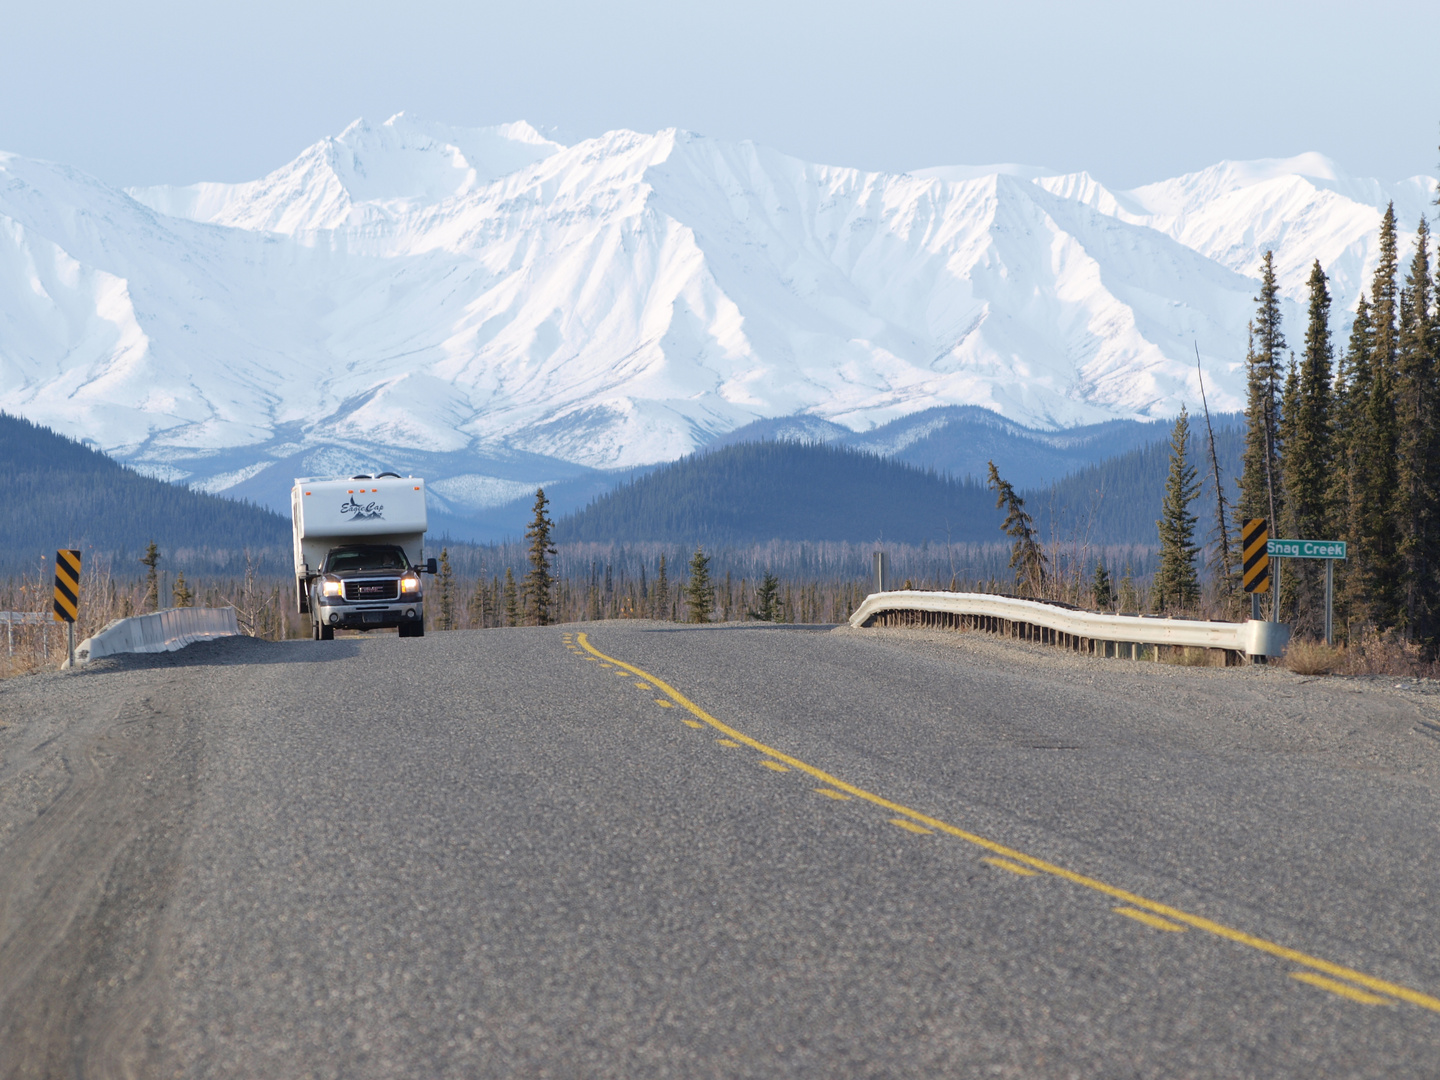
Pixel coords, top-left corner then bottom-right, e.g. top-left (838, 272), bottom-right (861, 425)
top-left (0, 114), bottom-right (1432, 533)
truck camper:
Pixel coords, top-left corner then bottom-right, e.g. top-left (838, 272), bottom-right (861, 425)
top-left (291, 474), bottom-right (436, 639)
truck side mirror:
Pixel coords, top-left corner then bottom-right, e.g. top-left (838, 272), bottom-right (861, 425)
top-left (425, 558), bottom-right (438, 575)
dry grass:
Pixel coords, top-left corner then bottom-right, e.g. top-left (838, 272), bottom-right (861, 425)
top-left (1283, 632), bottom-right (1440, 678)
top-left (1284, 638), bottom-right (1346, 675)
top-left (1161, 645), bottom-right (1228, 667)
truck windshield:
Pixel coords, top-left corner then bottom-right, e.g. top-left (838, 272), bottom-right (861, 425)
top-left (324, 546), bottom-right (409, 573)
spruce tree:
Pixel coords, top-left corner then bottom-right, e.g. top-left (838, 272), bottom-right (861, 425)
top-left (437, 548), bottom-right (454, 630)
top-left (751, 572), bottom-right (780, 621)
top-left (1090, 561), bottom-right (1114, 611)
top-left (986, 461), bottom-right (1046, 596)
top-left (1395, 217), bottom-right (1439, 648)
top-left (1371, 203), bottom-right (1401, 377)
top-left (171, 570), bottom-right (193, 608)
top-left (503, 568), bottom-right (520, 626)
top-left (1347, 209), bottom-right (1404, 631)
top-left (653, 555), bottom-right (670, 619)
top-left (467, 576), bottom-right (488, 628)
top-left (1153, 407), bottom-right (1201, 612)
top-left (1118, 562), bottom-right (1137, 613)
top-left (523, 488), bottom-right (557, 625)
top-left (685, 546), bottom-right (714, 623)
top-left (1333, 295), bottom-right (1372, 627)
top-left (140, 541), bottom-right (161, 612)
top-left (1280, 261), bottom-right (1336, 637)
top-left (1239, 252), bottom-right (1287, 535)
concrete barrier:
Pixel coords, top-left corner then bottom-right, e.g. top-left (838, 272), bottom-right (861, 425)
top-left (76, 607), bottom-right (241, 662)
top-left (849, 590), bottom-right (1290, 660)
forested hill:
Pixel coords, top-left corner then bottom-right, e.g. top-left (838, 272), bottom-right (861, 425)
top-left (1029, 420), bottom-right (1245, 545)
top-left (1, 412), bottom-right (288, 573)
top-left (554, 441), bottom-right (1004, 545)
top-left (555, 422), bottom-right (1244, 549)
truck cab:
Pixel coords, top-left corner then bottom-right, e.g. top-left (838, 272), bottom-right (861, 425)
top-left (308, 543), bottom-right (435, 639)
top-left (292, 474), bottom-right (434, 640)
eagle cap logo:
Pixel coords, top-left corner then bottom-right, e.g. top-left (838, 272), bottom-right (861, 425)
top-left (340, 497), bottom-right (385, 521)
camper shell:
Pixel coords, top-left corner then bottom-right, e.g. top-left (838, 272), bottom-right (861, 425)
top-left (291, 474), bottom-right (435, 639)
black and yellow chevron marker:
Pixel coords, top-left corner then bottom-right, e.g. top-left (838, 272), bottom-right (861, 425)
top-left (1242, 519), bottom-right (1270, 594)
top-left (53, 548), bottom-right (81, 623)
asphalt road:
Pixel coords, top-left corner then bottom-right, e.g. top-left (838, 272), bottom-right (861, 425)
top-left (4, 620), bottom-right (1440, 1078)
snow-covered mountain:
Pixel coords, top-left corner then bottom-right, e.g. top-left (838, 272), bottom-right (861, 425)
top-left (0, 112), bottom-right (1433, 524)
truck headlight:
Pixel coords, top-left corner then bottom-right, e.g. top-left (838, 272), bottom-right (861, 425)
top-left (400, 575), bottom-right (420, 593)
top-left (322, 578), bottom-right (342, 597)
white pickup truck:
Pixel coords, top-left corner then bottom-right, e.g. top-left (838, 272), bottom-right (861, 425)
top-left (292, 474), bottom-right (437, 640)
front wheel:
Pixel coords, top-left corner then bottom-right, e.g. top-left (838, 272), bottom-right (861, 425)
top-left (398, 622), bottom-right (424, 638)
top-left (319, 623), bottom-right (335, 640)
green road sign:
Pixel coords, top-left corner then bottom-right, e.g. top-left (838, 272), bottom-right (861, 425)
top-left (1267, 539), bottom-right (1347, 559)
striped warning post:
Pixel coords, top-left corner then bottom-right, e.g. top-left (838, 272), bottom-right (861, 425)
top-left (53, 549), bottom-right (81, 623)
top-left (1242, 519), bottom-right (1270, 594)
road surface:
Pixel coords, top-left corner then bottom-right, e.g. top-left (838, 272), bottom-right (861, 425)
top-left (3, 621), bottom-right (1440, 1077)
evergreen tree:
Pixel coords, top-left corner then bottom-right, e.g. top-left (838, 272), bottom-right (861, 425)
top-left (171, 570), bottom-right (193, 608)
top-left (1395, 217), bottom-right (1439, 648)
top-left (986, 461), bottom-right (1046, 596)
top-left (523, 488), bottom-right (557, 625)
top-left (685, 546), bottom-right (714, 623)
top-left (1090, 560), bottom-right (1114, 610)
top-left (751, 572), bottom-right (780, 621)
top-left (1347, 209), bottom-right (1404, 631)
top-left (1333, 295), bottom-right (1372, 625)
top-left (1280, 260), bottom-right (1336, 637)
top-left (1239, 252), bottom-right (1287, 534)
top-left (653, 555), bottom-right (670, 620)
top-left (503, 568), bottom-right (520, 626)
top-left (1153, 408), bottom-right (1201, 611)
top-left (467, 576), bottom-right (488, 627)
top-left (1118, 562), bottom-right (1137, 613)
top-left (140, 540), bottom-right (160, 612)
top-left (437, 548), bottom-right (454, 630)
top-left (1371, 203), bottom-right (1402, 377)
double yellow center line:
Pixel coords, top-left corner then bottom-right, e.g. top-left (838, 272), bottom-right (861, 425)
top-left (575, 631), bottom-right (1440, 1015)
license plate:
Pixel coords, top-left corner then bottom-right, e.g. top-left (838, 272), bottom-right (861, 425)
top-left (363, 612), bottom-right (385, 623)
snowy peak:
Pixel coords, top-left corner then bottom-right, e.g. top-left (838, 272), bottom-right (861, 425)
top-left (126, 115), bottom-right (566, 233)
top-left (3, 125), bottom-right (1438, 505)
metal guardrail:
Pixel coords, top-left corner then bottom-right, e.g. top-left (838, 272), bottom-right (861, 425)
top-left (76, 606), bottom-right (241, 663)
top-left (849, 590), bottom-right (1291, 660)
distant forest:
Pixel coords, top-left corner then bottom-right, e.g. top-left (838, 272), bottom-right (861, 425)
top-left (555, 441), bottom-right (1005, 545)
top-left (553, 431), bottom-right (1236, 550)
top-left (0, 412), bottom-right (288, 574)
top-left (1029, 421), bottom-right (1244, 546)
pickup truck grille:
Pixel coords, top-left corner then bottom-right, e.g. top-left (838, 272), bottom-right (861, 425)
top-left (344, 578), bottom-right (399, 602)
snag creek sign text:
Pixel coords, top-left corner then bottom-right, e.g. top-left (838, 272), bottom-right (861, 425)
top-left (1267, 539), bottom-right (1347, 559)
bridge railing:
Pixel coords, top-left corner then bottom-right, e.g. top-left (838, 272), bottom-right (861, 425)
top-left (77, 607), bottom-right (241, 663)
top-left (849, 590), bottom-right (1290, 660)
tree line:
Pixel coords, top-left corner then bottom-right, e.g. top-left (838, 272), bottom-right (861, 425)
top-left (988, 181), bottom-right (1440, 651)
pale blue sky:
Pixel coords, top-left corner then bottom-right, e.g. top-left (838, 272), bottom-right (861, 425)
top-left (3, 0), bottom-right (1436, 189)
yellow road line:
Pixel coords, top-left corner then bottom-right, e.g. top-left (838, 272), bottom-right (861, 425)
top-left (814, 788), bottom-right (851, 800)
top-left (716, 738), bottom-right (741, 748)
top-left (891, 818), bottom-right (934, 835)
top-left (655, 700), bottom-right (674, 708)
top-left (682, 719), bottom-right (704, 728)
top-left (983, 856), bottom-right (1038, 877)
top-left (1115, 906), bottom-right (1186, 932)
top-left (635, 682), bottom-right (653, 689)
top-left (761, 761), bottom-right (791, 773)
top-left (575, 631), bottom-right (1440, 1015)
top-left (1290, 971), bottom-right (1390, 1006)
